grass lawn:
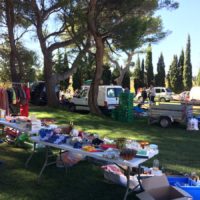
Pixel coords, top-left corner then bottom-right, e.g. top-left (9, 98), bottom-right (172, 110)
top-left (0, 105), bottom-right (200, 200)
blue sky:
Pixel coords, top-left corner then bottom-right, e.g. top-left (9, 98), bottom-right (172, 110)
top-left (151, 0), bottom-right (200, 75)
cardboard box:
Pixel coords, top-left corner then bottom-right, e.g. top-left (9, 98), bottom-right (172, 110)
top-left (137, 175), bottom-right (192, 200)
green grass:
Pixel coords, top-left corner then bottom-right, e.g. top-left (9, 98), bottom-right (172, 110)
top-left (0, 105), bottom-right (200, 200)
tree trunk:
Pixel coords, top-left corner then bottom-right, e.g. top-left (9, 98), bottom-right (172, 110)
top-left (5, 0), bottom-right (20, 82)
top-left (31, 0), bottom-right (58, 107)
top-left (87, 0), bottom-right (105, 115)
top-left (115, 66), bottom-right (129, 85)
top-left (88, 37), bottom-right (104, 115)
top-left (44, 51), bottom-right (59, 107)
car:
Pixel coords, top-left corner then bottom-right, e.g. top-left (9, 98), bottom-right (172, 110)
top-left (135, 87), bottom-right (173, 102)
top-left (30, 82), bottom-right (47, 105)
top-left (190, 86), bottom-right (200, 101)
top-left (30, 82), bottom-right (60, 105)
top-left (69, 85), bottom-right (123, 112)
top-left (172, 91), bottom-right (190, 101)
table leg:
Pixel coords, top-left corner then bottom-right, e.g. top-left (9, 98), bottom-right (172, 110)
top-left (25, 142), bottom-right (36, 167)
top-left (137, 164), bottom-right (144, 192)
top-left (38, 146), bottom-right (50, 179)
top-left (38, 146), bottom-right (57, 180)
top-left (1, 125), bottom-right (5, 135)
top-left (59, 150), bottom-right (68, 174)
top-left (123, 166), bottom-right (131, 200)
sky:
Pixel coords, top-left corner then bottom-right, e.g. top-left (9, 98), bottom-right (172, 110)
top-left (151, 0), bottom-right (200, 76)
top-left (24, 0), bottom-right (200, 76)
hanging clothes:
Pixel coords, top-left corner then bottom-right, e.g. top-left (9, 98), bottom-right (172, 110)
top-left (20, 85), bottom-right (30, 117)
top-left (0, 88), bottom-right (10, 115)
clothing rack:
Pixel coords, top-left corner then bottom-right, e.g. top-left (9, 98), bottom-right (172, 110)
top-left (0, 82), bottom-right (31, 117)
top-left (0, 82), bottom-right (30, 87)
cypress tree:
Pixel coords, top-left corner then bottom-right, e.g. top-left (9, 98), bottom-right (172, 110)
top-left (177, 49), bottom-right (184, 92)
top-left (183, 35), bottom-right (192, 90)
top-left (140, 59), bottom-right (145, 86)
top-left (166, 73), bottom-right (171, 89)
top-left (145, 44), bottom-right (154, 86)
top-left (72, 66), bottom-right (83, 90)
top-left (61, 52), bottom-right (70, 90)
top-left (133, 56), bottom-right (141, 90)
top-left (196, 68), bottom-right (200, 86)
top-left (102, 65), bottom-right (112, 85)
top-left (54, 50), bottom-right (70, 90)
top-left (111, 67), bottom-right (120, 85)
top-left (169, 55), bottom-right (179, 93)
top-left (133, 56), bottom-right (141, 79)
top-left (122, 70), bottom-right (131, 89)
top-left (155, 53), bottom-right (165, 86)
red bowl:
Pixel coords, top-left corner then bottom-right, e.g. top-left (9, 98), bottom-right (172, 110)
top-left (100, 144), bottom-right (117, 150)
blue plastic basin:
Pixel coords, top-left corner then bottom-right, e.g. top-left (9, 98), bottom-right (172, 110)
top-left (168, 176), bottom-right (200, 200)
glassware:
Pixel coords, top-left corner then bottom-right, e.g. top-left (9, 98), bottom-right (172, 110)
top-left (153, 159), bottom-right (160, 171)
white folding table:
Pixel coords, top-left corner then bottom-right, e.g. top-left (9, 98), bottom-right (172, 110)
top-left (0, 120), bottom-right (28, 133)
top-left (26, 136), bottom-right (158, 200)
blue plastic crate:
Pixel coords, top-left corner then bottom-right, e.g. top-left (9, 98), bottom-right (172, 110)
top-left (168, 176), bottom-right (200, 200)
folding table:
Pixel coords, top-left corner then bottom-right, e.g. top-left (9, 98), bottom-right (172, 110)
top-left (26, 136), bottom-right (158, 200)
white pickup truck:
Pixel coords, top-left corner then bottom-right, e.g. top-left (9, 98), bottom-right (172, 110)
top-left (69, 85), bottom-right (123, 112)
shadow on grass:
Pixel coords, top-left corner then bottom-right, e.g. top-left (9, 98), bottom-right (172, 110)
top-left (0, 143), bottom-right (139, 200)
top-left (30, 106), bottom-right (200, 175)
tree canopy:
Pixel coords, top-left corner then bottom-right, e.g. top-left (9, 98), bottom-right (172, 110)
top-left (0, 0), bottom-right (179, 113)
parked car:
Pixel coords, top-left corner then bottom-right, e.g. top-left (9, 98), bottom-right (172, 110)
top-left (172, 91), bottom-right (190, 101)
top-left (190, 86), bottom-right (200, 101)
top-left (30, 82), bottom-right (47, 105)
top-left (30, 82), bottom-right (60, 105)
top-left (69, 85), bottom-right (123, 112)
top-left (135, 87), bottom-right (173, 102)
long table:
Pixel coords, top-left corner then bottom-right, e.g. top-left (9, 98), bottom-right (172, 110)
top-left (0, 120), bottom-right (29, 133)
top-left (0, 120), bottom-right (41, 135)
top-left (27, 136), bottom-right (158, 200)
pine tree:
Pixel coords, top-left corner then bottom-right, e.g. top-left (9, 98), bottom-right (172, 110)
top-left (183, 35), bottom-right (192, 90)
top-left (169, 55), bottom-right (179, 93)
top-left (177, 49), bottom-right (184, 92)
top-left (140, 59), bottom-right (145, 86)
top-left (145, 44), bottom-right (154, 86)
top-left (155, 53), bottom-right (165, 86)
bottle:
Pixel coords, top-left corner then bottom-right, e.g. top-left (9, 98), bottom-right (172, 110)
top-left (153, 159), bottom-right (160, 171)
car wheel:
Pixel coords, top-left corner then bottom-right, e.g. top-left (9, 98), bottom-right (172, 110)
top-left (159, 117), bottom-right (171, 128)
top-left (69, 104), bottom-right (76, 112)
top-left (160, 97), bottom-right (166, 102)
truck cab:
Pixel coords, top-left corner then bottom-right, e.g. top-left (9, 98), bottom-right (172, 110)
top-left (69, 85), bottom-right (123, 112)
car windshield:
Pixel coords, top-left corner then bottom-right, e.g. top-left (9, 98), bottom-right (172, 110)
top-left (166, 88), bottom-right (172, 92)
top-left (107, 88), bottom-right (123, 98)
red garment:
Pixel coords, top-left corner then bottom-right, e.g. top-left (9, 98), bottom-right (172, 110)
top-left (20, 86), bottom-right (30, 117)
top-left (0, 88), bottom-right (10, 115)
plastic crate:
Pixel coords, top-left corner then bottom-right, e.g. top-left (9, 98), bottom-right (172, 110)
top-left (168, 176), bottom-right (200, 200)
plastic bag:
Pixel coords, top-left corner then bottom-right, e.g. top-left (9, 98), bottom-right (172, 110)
top-left (102, 164), bottom-right (139, 189)
top-left (187, 118), bottom-right (199, 131)
top-left (57, 152), bottom-right (85, 168)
